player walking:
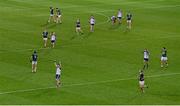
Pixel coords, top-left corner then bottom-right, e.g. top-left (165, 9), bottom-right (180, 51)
top-left (126, 12), bottom-right (132, 29)
top-left (76, 19), bottom-right (83, 34)
top-left (117, 9), bottom-right (122, 24)
top-left (161, 47), bottom-right (168, 68)
top-left (54, 61), bottom-right (62, 87)
top-left (56, 8), bottom-right (62, 24)
top-left (31, 50), bottom-right (38, 73)
top-left (51, 32), bottom-right (56, 48)
top-left (89, 15), bottom-right (95, 32)
top-left (143, 49), bottom-right (150, 70)
top-left (48, 7), bottom-right (55, 23)
top-left (42, 29), bottom-right (48, 47)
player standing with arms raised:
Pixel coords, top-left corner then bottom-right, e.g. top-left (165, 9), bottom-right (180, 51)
top-left (143, 49), bottom-right (150, 70)
top-left (31, 50), bottom-right (38, 73)
top-left (161, 47), bottom-right (168, 68)
top-left (54, 61), bottom-right (62, 87)
top-left (89, 15), bottom-right (95, 32)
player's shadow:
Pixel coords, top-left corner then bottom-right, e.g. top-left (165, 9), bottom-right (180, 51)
top-left (109, 24), bottom-right (121, 30)
top-left (83, 32), bottom-right (93, 39)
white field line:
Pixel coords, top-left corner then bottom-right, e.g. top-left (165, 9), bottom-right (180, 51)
top-left (0, 72), bottom-right (180, 95)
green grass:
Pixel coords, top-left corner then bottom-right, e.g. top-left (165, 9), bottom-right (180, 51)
top-left (0, 0), bottom-right (180, 104)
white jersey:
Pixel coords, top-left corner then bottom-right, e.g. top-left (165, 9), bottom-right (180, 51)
top-left (144, 50), bottom-right (149, 59)
top-left (90, 18), bottom-right (95, 24)
top-left (117, 11), bottom-right (122, 17)
top-left (56, 65), bottom-right (61, 75)
top-left (51, 35), bottom-right (56, 41)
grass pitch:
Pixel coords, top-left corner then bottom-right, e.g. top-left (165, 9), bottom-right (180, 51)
top-left (0, 0), bottom-right (180, 105)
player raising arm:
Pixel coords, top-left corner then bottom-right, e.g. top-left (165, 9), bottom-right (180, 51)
top-left (54, 61), bottom-right (62, 88)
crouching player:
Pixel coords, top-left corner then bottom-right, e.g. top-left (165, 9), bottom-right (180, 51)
top-left (54, 61), bottom-right (62, 87)
top-left (31, 50), bottom-right (38, 73)
top-left (161, 47), bottom-right (168, 68)
top-left (139, 70), bottom-right (148, 93)
top-left (111, 15), bottom-right (116, 25)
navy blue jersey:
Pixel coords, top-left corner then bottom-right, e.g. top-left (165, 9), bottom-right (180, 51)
top-left (127, 13), bottom-right (132, 20)
top-left (76, 21), bottom-right (80, 27)
top-left (57, 9), bottom-right (61, 15)
top-left (50, 8), bottom-right (54, 14)
top-left (42, 31), bottom-right (48, 38)
top-left (32, 53), bottom-right (38, 61)
top-left (139, 73), bottom-right (144, 81)
top-left (162, 49), bottom-right (167, 57)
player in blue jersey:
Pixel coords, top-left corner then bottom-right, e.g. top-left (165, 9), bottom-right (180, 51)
top-left (31, 50), bottom-right (38, 73)
top-left (42, 29), bottom-right (48, 47)
top-left (54, 61), bottom-right (62, 87)
top-left (161, 47), bottom-right (168, 68)
top-left (76, 19), bottom-right (83, 34)
top-left (48, 7), bottom-right (55, 23)
top-left (143, 49), bottom-right (150, 70)
top-left (126, 12), bottom-right (132, 29)
top-left (56, 8), bottom-right (62, 24)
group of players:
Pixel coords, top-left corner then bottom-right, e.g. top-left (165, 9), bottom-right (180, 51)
top-left (31, 6), bottom-right (167, 90)
top-left (110, 9), bottom-right (132, 29)
top-left (139, 47), bottom-right (168, 93)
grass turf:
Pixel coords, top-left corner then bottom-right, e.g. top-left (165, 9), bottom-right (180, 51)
top-left (0, 0), bottom-right (180, 105)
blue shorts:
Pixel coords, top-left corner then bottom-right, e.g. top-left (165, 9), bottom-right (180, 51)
top-left (144, 58), bottom-right (149, 61)
top-left (56, 74), bottom-right (60, 80)
top-left (51, 40), bottom-right (55, 43)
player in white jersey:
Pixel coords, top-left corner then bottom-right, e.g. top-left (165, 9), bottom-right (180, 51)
top-left (143, 49), bottom-right (150, 70)
top-left (51, 32), bottom-right (56, 48)
top-left (117, 9), bottom-right (122, 24)
top-left (54, 61), bottom-right (62, 87)
top-left (89, 15), bottom-right (95, 32)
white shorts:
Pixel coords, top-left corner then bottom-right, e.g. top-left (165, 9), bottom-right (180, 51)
top-left (161, 57), bottom-right (168, 61)
top-left (76, 27), bottom-right (81, 30)
top-left (139, 81), bottom-right (144, 87)
top-left (32, 61), bottom-right (37, 65)
top-left (50, 14), bottom-right (54, 17)
top-left (43, 38), bottom-right (48, 41)
top-left (58, 15), bottom-right (61, 18)
top-left (127, 20), bottom-right (131, 23)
